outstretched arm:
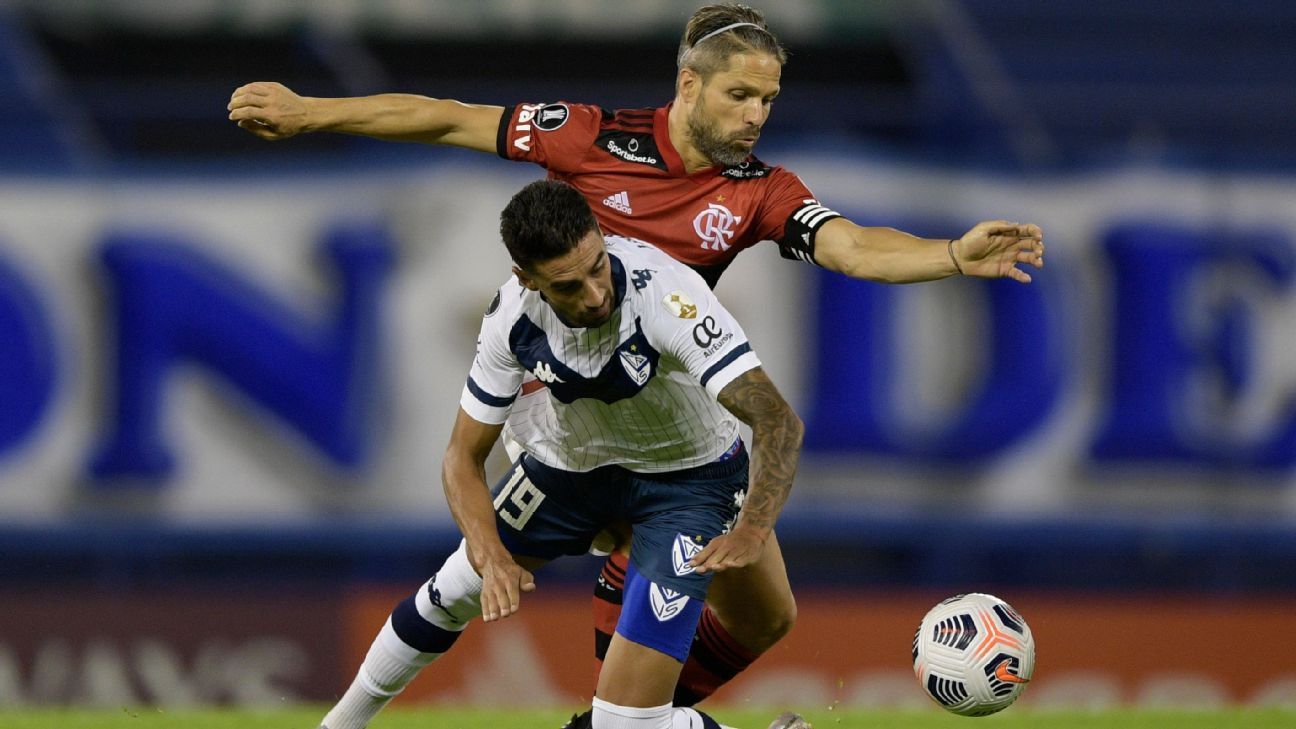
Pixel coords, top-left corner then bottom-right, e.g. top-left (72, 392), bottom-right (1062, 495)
top-left (442, 408), bottom-right (535, 621)
top-left (813, 217), bottom-right (1045, 284)
top-left (691, 367), bottom-right (804, 574)
top-left (227, 81), bottom-right (504, 152)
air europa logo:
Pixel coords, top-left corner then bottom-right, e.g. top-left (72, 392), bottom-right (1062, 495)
top-left (694, 313), bottom-right (725, 347)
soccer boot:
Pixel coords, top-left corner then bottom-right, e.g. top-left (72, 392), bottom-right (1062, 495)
top-left (767, 712), bottom-right (812, 729)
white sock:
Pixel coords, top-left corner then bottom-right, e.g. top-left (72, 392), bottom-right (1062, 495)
top-left (671, 707), bottom-right (735, 729)
top-left (321, 543), bottom-right (482, 729)
top-left (320, 619), bottom-right (438, 729)
top-left (591, 697), bottom-right (673, 729)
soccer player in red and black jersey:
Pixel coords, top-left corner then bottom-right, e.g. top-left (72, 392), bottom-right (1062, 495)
top-left (231, 4), bottom-right (1043, 728)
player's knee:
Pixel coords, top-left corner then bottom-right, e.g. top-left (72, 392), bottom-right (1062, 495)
top-left (417, 540), bottom-right (484, 631)
top-left (763, 595), bottom-right (797, 643)
top-left (724, 594), bottom-right (797, 652)
top-left (749, 605), bottom-right (796, 651)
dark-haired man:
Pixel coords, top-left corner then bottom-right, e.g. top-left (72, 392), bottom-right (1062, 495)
top-left (321, 178), bottom-right (804, 729)
top-left (230, 2), bottom-right (1043, 714)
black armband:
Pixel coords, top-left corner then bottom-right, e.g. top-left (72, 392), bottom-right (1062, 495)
top-left (495, 104), bottom-right (517, 159)
top-left (776, 200), bottom-right (841, 265)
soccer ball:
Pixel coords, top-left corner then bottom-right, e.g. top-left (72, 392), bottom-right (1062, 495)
top-left (912, 593), bottom-right (1035, 716)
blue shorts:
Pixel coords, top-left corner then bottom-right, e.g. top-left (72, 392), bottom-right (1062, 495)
top-left (489, 444), bottom-right (748, 601)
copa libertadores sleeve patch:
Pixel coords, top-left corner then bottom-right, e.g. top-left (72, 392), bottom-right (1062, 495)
top-left (777, 199), bottom-right (842, 265)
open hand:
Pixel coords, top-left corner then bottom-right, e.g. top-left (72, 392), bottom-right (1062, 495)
top-left (953, 221), bottom-right (1044, 283)
top-left (689, 525), bottom-right (768, 575)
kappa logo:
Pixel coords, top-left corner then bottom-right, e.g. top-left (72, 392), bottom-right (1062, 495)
top-left (619, 350), bottom-right (651, 386)
top-left (531, 361), bottom-right (565, 384)
top-left (603, 191), bottom-right (633, 215)
top-left (427, 575), bottom-right (457, 621)
top-left (693, 203), bottom-right (743, 251)
top-left (671, 532), bottom-right (703, 576)
top-left (650, 583), bottom-right (691, 622)
top-left (630, 268), bottom-right (655, 290)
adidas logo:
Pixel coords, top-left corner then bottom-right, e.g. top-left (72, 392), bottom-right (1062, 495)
top-left (602, 191), bottom-right (633, 215)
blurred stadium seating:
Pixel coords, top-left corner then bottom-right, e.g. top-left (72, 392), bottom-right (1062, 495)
top-left (3, 0), bottom-right (1293, 172)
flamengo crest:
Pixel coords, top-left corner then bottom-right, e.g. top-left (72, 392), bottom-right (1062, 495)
top-left (693, 203), bottom-right (743, 251)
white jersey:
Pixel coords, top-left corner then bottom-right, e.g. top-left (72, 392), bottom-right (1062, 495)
top-left (460, 236), bottom-right (761, 473)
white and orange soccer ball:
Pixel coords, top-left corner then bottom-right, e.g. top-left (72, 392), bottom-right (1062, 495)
top-left (912, 593), bottom-right (1035, 716)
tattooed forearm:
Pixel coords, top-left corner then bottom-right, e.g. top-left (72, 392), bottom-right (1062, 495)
top-left (717, 367), bottom-right (804, 533)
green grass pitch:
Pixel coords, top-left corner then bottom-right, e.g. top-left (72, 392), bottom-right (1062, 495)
top-left (1, 707), bottom-right (1293, 728)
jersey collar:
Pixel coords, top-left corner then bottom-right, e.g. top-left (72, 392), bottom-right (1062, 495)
top-left (655, 104), bottom-right (687, 176)
top-left (609, 250), bottom-right (628, 308)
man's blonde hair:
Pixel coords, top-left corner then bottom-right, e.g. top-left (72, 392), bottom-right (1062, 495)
top-left (677, 3), bottom-right (788, 80)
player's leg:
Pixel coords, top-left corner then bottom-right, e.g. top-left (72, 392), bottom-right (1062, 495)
top-left (589, 455), bottom-right (749, 729)
top-left (320, 541), bottom-right (549, 729)
top-left (583, 549), bottom-right (803, 726)
top-left (674, 531), bottom-right (796, 706)
top-left (594, 638), bottom-right (734, 729)
top-left (322, 455), bottom-right (604, 729)
top-left (591, 447), bottom-right (796, 707)
top-left (593, 562), bottom-right (734, 729)
top-left (591, 526), bottom-right (632, 684)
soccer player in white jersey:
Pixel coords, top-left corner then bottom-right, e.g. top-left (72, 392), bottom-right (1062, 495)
top-left (319, 179), bottom-right (807, 729)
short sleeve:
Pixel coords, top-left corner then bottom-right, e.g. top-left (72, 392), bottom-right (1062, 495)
top-left (459, 289), bottom-right (523, 424)
top-left (496, 101), bottom-right (603, 174)
top-left (652, 276), bottom-right (761, 398)
top-left (750, 169), bottom-right (842, 265)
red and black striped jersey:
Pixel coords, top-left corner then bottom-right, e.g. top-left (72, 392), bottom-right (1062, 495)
top-left (497, 101), bottom-right (840, 288)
